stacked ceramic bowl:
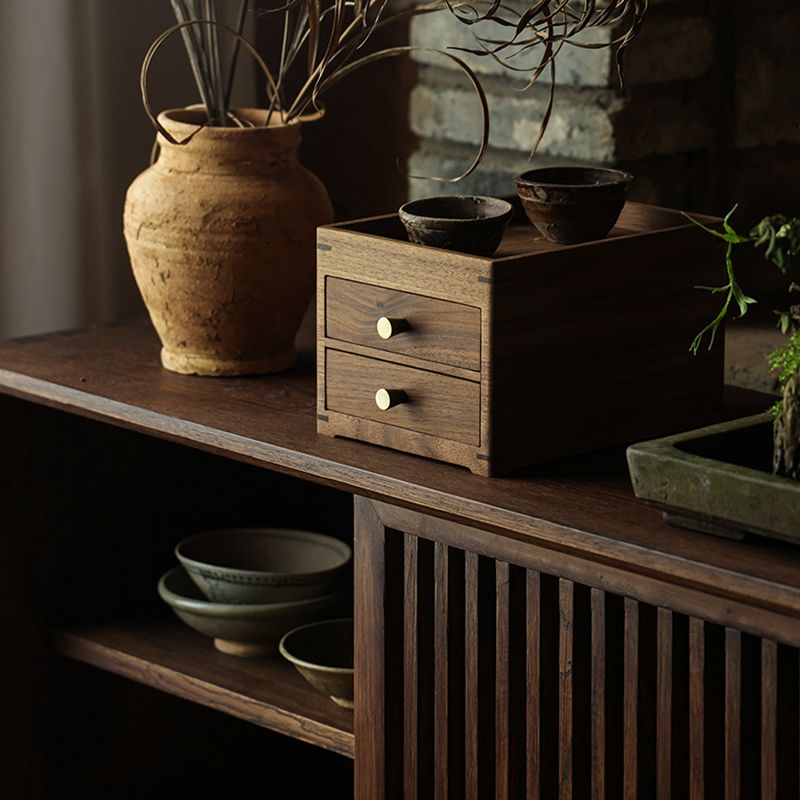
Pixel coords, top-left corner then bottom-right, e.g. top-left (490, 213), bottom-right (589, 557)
top-left (158, 528), bottom-right (352, 657)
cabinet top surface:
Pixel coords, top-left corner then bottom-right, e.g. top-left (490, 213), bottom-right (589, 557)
top-left (0, 320), bottom-right (797, 598)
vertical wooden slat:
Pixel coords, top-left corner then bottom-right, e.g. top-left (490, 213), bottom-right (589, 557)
top-left (465, 552), bottom-right (493, 800)
top-left (404, 536), bottom-right (420, 800)
top-left (433, 542), bottom-right (464, 800)
top-left (761, 639), bottom-right (778, 800)
top-left (591, 589), bottom-right (606, 800)
top-left (496, 560), bottom-right (512, 800)
top-left (354, 497), bottom-right (403, 800)
top-left (527, 570), bottom-right (541, 800)
top-left (433, 542), bottom-right (447, 800)
top-left (404, 536), bottom-right (434, 800)
top-left (355, 497), bottom-right (387, 800)
top-left (656, 608), bottom-right (672, 800)
top-left (464, 551), bottom-right (480, 800)
top-left (560, 579), bottom-right (575, 799)
top-left (624, 598), bottom-right (639, 800)
top-left (689, 617), bottom-right (705, 800)
top-left (725, 628), bottom-right (741, 800)
top-left (495, 561), bottom-right (525, 799)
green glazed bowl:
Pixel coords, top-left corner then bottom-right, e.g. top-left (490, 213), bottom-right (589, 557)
top-left (279, 618), bottom-right (354, 708)
top-left (158, 566), bottom-right (348, 658)
top-left (175, 528), bottom-right (352, 604)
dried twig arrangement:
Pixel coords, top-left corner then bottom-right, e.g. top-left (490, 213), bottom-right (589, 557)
top-left (168, 1), bottom-right (251, 125)
top-left (159, 0), bottom-right (647, 174)
top-left (159, 0), bottom-right (488, 179)
top-left (447, 0), bottom-right (649, 154)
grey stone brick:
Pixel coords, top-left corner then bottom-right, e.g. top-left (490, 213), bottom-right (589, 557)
top-left (407, 142), bottom-right (550, 199)
top-left (409, 5), bottom-right (712, 87)
top-left (410, 79), bottom-right (620, 160)
top-left (409, 12), bottom-right (613, 87)
top-left (410, 76), bottom-right (709, 162)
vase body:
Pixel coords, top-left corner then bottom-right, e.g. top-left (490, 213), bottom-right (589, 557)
top-left (123, 108), bottom-right (333, 376)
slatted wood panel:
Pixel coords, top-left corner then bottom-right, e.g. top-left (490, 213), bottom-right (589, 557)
top-left (356, 515), bottom-right (800, 800)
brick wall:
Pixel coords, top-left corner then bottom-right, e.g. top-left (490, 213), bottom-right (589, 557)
top-left (407, 0), bottom-right (800, 231)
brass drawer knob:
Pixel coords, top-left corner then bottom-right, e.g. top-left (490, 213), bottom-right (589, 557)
top-left (375, 388), bottom-right (407, 411)
top-left (376, 316), bottom-right (410, 340)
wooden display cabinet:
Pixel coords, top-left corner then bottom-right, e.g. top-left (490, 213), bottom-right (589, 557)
top-left (1, 321), bottom-right (799, 798)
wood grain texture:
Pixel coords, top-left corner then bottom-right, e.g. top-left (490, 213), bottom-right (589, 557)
top-left (5, 320), bottom-right (800, 799)
top-left (53, 619), bottom-right (354, 757)
top-left (465, 551), bottom-right (495, 800)
top-left (325, 277), bottom-right (481, 371)
top-left (560, 579), bottom-right (575, 800)
top-left (689, 617), bottom-right (705, 800)
top-left (404, 535), bottom-right (435, 800)
top-left (495, 561), bottom-right (526, 799)
top-left (434, 543), bottom-right (466, 800)
top-left (725, 628), bottom-right (741, 800)
top-left (591, 588), bottom-right (606, 800)
top-left (528, 571), bottom-right (542, 800)
top-left (761, 639), bottom-right (778, 800)
top-left (371, 499), bottom-right (800, 651)
top-left (624, 598), bottom-right (639, 800)
top-left (656, 608), bottom-right (673, 800)
top-left (354, 497), bottom-right (404, 800)
top-left (325, 348), bottom-right (480, 445)
top-left (3, 324), bottom-right (800, 642)
top-left (320, 201), bottom-right (725, 475)
top-left (488, 221), bottom-right (724, 473)
top-left (495, 560), bottom-right (513, 800)
top-left (356, 499), bottom-right (800, 800)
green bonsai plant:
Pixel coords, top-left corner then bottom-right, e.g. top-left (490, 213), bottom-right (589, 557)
top-left (687, 208), bottom-right (800, 478)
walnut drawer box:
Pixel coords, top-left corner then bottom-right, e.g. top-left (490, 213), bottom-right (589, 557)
top-left (316, 202), bottom-right (724, 476)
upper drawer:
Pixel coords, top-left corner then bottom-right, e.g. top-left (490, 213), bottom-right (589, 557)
top-left (325, 277), bottom-right (481, 371)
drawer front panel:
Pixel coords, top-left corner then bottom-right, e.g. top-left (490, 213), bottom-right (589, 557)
top-left (325, 277), bottom-right (481, 371)
top-left (325, 350), bottom-right (480, 445)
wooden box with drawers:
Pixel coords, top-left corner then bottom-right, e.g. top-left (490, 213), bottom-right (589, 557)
top-left (316, 202), bottom-right (725, 476)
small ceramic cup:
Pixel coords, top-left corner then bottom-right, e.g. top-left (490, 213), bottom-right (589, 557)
top-left (514, 166), bottom-right (632, 244)
top-left (398, 195), bottom-right (514, 256)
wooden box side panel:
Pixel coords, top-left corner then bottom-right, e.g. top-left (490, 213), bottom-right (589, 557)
top-left (487, 227), bottom-right (726, 470)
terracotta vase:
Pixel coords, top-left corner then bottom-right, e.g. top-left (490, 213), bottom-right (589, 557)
top-left (123, 107), bottom-right (332, 376)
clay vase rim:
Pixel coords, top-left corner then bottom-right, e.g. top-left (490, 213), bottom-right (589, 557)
top-left (156, 106), bottom-right (320, 141)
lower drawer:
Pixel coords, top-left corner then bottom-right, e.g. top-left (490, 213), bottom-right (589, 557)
top-left (325, 350), bottom-right (480, 445)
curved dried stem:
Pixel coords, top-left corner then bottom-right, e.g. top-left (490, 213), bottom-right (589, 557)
top-left (314, 45), bottom-right (490, 181)
top-left (141, 19), bottom-right (280, 144)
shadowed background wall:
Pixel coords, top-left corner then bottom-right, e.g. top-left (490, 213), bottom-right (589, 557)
top-left (0, 1), bottom-right (796, 338)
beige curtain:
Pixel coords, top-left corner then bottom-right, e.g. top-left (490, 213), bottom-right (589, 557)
top-left (0, 1), bottom-right (254, 340)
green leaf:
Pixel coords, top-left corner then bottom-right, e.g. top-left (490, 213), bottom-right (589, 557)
top-left (694, 284), bottom-right (730, 293)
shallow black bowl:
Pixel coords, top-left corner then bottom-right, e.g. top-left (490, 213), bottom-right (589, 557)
top-left (514, 166), bottom-right (632, 244)
top-left (398, 195), bottom-right (514, 256)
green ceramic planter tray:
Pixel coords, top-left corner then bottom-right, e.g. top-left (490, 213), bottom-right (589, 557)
top-left (627, 413), bottom-right (800, 543)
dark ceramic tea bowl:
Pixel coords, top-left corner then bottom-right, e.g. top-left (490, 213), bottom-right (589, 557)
top-left (515, 166), bottom-right (632, 244)
top-left (398, 195), bottom-right (513, 256)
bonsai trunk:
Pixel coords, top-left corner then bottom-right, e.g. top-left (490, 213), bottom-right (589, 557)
top-left (774, 371), bottom-right (800, 478)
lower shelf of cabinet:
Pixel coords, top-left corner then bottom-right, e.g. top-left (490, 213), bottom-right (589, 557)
top-left (53, 617), bottom-right (354, 759)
